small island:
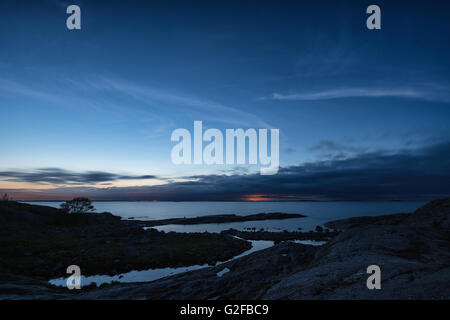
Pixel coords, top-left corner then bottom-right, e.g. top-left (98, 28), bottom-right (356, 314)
top-left (140, 212), bottom-right (306, 227)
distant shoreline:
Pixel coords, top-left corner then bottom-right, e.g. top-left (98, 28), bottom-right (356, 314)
top-left (137, 212), bottom-right (307, 227)
top-left (20, 199), bottom-right (428, 203)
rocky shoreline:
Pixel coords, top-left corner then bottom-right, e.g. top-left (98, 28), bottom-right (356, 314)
top-left (0, 201), bottom-right (252, 279)
top-left (221, 228), bottom-right (337, 243)
top-left (1, 198), bottom-right (449, 299)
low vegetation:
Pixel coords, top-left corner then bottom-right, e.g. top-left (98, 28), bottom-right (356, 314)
top-left (0, 201), bottom-right (251, 279)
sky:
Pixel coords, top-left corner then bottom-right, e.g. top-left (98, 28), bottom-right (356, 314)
top-left (1, 0), bottom-right (450, 201)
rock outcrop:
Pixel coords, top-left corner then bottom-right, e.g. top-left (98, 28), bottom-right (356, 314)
top-left (138, 212), bottom-right (306, 227)
top-left (263, 198), bottom-right (450, 299)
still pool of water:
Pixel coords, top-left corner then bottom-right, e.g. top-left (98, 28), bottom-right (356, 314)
top-left (49, 239), bottom-right (274, 287)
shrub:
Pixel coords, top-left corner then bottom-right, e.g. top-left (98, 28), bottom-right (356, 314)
top-left (60, 197), bottom-right (95, 214)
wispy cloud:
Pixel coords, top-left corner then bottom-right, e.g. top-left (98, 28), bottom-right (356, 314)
top-left (260, 87), bottom-right (450, 103)
top-left (0, 74), bottom-right (273, 129)
top-left (0, 168), bottom-right (157, 185)
top-left (309, 140), bottom-right (367, 153)
top-left (90, 76), bottom-right (273, 128)
top-left (0, 79), bottom-right (64, 105)
top-left (0, 74), bottom-right (273, 139)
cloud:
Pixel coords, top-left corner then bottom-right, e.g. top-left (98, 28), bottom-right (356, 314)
top-left (309, 140), bottom-right (367, 154)
top-left (0, 79), bottom-right (64, 105)
top-left (4, 141), bottom-right (450, 201)
top-left (0, 168), bottom-right (157, 185)
top-left (0, 74), bottom-right (273, 141)
top-left (260, 87), bottom-right (450, 103)
top-left (92, 76), bottom-right (273, 128)
top-left (151, 141), bottom-right (450, 201)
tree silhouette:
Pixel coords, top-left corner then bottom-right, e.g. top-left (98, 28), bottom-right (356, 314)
top-left (60, 197), bottom-right (95, 214)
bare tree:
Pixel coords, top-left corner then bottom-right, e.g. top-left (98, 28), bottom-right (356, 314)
top-left (60, 197), bottom-right (95, 214)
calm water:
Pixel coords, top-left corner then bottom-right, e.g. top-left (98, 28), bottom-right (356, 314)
top-left (49, 239), bottom-right (274, 287)
top-left (26, 201), bottom-right (425, 232)
top-left (49, 238), bottom-right (327, 287)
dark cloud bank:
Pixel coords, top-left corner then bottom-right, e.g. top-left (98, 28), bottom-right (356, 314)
top-left (2, 141), bottom-right (450, 201)
top-left (0, 168), bottom-right (156, 185)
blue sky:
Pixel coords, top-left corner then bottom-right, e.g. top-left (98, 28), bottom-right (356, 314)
top-left (1, 0), bottom-right (450, 200)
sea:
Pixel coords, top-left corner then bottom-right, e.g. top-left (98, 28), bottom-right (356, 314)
top-left (26, 200), bottom-right (425, 233)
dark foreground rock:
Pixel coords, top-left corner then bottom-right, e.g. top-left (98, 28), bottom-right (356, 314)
top-left (76, 242), bottom-right (315, 300)
top-left (221, 228), bottom-right (337, 242)
top-left (1, 242), bottom-right (316, 300)
top-left (263, 198), bottom-right (450, 299)
top-left (0, 274), bottom-right (68, 300)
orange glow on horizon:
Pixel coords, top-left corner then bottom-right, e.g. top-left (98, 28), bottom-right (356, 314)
top-left (241, 194), bottom-right (276, 201)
